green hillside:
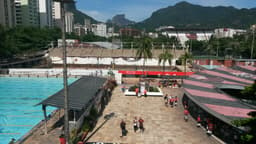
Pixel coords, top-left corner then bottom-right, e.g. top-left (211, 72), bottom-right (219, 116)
top-left (135, 1), bottom-right (256, 31)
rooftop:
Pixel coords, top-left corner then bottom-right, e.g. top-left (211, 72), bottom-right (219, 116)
top-left (183, 66), bottom-right (256, 123)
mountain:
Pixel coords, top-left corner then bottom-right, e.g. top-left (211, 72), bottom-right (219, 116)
top-left (65, 3), bottom-right (98, 25)
top-left (111, 14), bottom-right (135, 26)
top-left (135, 1), bottom-right (256, 31)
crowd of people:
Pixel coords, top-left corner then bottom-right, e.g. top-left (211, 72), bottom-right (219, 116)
top-left (120, 117), bottom-right (145, 137)
top-left (163, 94), bottom-right (178, 107)
top-left (182, 101), bottom-right (214, 136)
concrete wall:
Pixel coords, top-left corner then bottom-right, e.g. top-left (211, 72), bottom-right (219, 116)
top-left (8, 68), bottom-right (122, 84)
top-left (51, 56), bottom-right (177, 66)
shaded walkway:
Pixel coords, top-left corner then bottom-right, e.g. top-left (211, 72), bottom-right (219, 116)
top-left (86, 86), bottom-right (219, 144)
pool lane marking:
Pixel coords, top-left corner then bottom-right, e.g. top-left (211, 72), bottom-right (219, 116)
top-left (0, 124), bottom-right (33, 127)
top-left (0, 133), bottom-right (21, 135)
top-left (6, 115), bottom-right (41, 117)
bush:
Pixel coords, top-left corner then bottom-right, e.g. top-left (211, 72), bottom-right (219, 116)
top-left (128, 85), bottom-right (139, 91)
top-left (149, 86), bottom-right (159, 92)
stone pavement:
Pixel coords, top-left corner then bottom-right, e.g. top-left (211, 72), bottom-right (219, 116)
top-left (22, 110), bottom-right (64, 144)
top-left (86, 86), bottom-right (219, 144)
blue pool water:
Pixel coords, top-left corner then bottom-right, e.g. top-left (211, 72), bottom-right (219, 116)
top-left (0, 77), bottom-right (77, 144)
top-left (201, 65), bottom-right (220, 69)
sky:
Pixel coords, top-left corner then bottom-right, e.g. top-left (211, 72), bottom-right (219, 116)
top-left (75, 0), bottom-right (256, 22)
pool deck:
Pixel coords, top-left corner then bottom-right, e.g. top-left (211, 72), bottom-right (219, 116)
top-left (21, 84), bottom-right (220, 144)
top-left (85, 86), bottom-right (220, 144)
top-left (21, 110), bottom-right (64, 144)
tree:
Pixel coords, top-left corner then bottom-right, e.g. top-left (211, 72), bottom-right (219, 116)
top-left (241, 80), bottom-right (256, 100)
top-left (179, 52), bottom-right (193, 76)
top-left (232, 111), bottom-right (256, 144)
top-left (136, 37), bottom-right (153, 76)
top-left (158, 50), bottom-right (173, 73)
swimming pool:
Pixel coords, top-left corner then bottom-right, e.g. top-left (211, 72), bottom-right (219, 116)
top-left (201, 65), bottom-right (220, 69)
top-left (0, 77), bottom-right (77, 144)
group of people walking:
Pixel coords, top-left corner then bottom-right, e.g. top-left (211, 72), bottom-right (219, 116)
top-left (120, 117), bottom-right (145, 137)
top-left (164, 94), bottom-right (178, 107)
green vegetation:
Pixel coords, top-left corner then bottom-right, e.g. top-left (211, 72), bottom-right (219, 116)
top-left (128, 85), bottom-right (159, 92)
top-left (158, 50), bottom-right (173, 72)
top-left (136, 37), bottom-right (153, 74)
top-left (66, 32), bottom-right (107, 42)
top-left (189, 33), bottom-right (256, 58)
top-left (148, 86), bottom-right (160, 92)
top-left (242, 81), bottom-right (256, 100)
top-left (0, 25), bottom-right (61, 59)
top-left (128, 85), bottom-right (139, 91)
top-left (65, 3), bottom-right (97, 25)
top-left (232, 111), bottom-right (256, 144)
top-left (231, 82), bottom-right (256, 143)
top-left (179, 52), bottom-right (193, 75)
top-left (135, 1), bottom-right (256, 30)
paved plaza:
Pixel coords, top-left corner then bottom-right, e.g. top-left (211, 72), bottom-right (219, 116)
top-left (86, 86), bottom-right (219, 144)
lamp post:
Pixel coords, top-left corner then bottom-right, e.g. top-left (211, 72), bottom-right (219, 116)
top-left (54, 0), bottom-right (74, 143)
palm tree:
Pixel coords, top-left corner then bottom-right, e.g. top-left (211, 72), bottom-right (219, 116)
top-left (136, 37), bottom-right (153, 76)
top-left (158, 50), bottom-right (173, 74)
top-left (180, 52), bottom-right (193, 77)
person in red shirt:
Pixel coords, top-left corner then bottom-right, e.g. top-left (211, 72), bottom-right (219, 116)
top-left (135, 88), bottom-right (139, 96)
top-left (197, 115), bottom-right (201, 127)
top-left (138, 117), bottom-right (144, 132)
top-left (184, 109), bottom-right (189, 121)
top-left (207, 121), bottom-right (214, 135)
top-left (59, 134), bottom-right (66, 144)
top-left (144, 89), bottom-right (147, 97)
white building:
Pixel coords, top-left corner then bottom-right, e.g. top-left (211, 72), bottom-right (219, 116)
top-left (14, 0), bottom-right (39, 26)
top-left (52, 1), bottom-right (61, 27)
top-left (65, 11), bottom-right (74, 33)
top-left (39, 0), bottom-right (53, 27)
top-left (84, 18), bottom-right (91, 31)
top-left (0, 0), bottom-right (15, 27)
top-left (74, 24), bottom-right (86, 36)
top-left (160, 28), bottom-right (213, 47)
top-left (214, 28), bottom-right (247, 38)
top-left (92, 23), bottom-right (107, 37)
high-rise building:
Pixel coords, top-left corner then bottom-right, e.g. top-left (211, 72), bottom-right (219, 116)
top-left (39, 0), bottom-right (53, 28)
top-left (92, 23), bottom-right (107, 37)
top-left (52, 1), bottom-right (61, 27)
top-left (0, 0), bottom-right (15, 27)
top-left (14, 0), bottom-right (39, 26)
top-left (65, 11), bottom-right (73, 33)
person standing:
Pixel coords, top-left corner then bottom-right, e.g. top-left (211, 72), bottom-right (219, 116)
top-left (59, 134), bottom-right (66, 144)
top-left (120, 119), bottom-right (127, 137)
top-left (138, 117), bottom-right (145, 132)
top-left (133, 117), bottom-right (138, 132)
top-left (144, 89), bottom-right (147, 97)
top-left (174, 96), bottom-right (178, 106)
top-left (184, 109), bottom-right (189, 122)
top-left (169, 97), bottom-right (174, 107)
top-left (121, 85), bottom-right (126, 93)
top-left (197, 115), bottom-right (201, 127)
top-left (164, 94), bottom-right (168, 106)
top-left (135, 87), bottom-right (139, 96)
top-left (207, 121), bottom-right (214, 135)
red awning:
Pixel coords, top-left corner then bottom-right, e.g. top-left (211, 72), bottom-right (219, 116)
top-left (118, 70), bottom-right (194, 76)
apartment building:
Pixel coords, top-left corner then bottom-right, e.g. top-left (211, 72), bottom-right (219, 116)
top-left (65, 11), bottom-right (74, 33)
top-left (14, 0), bottom-right (39, 26)
top-left (0, 0), bottom-right (15, 27)
top-left (39, 0), bottom-right (53, 27)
